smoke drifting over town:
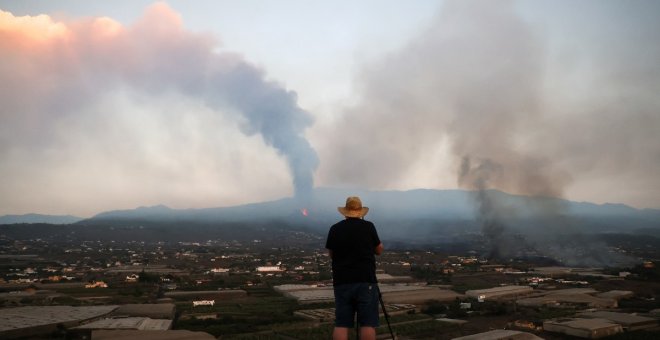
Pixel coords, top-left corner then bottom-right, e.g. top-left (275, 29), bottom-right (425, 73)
top-left (0, 3), bottom-right (317, 211)
top-left (323, 0), bottom-right (660, 201)
top-left (318, 1), bottom-right (659, 265)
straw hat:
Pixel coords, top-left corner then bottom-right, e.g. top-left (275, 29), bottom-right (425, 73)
top-left (337, 196), bottom-right (369, 218)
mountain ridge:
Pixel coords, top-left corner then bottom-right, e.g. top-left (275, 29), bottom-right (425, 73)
top-left (86, 187), bottom-right (658, 220)
top-left (0, 213), bottom-right (83, 225)
top-left (74, 188), bottom-right (660, 238)
top-left (3, 188), bottom-right (659, 235)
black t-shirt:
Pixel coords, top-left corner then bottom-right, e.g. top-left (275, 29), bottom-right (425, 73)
top-left (325, 218), bottom-right (381, 285)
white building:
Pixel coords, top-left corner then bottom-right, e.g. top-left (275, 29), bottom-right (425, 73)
top-left (465, 285), bottom-right (533, 301)
top-left (192, 300), bottom-right (215, 307)
top-left (256, 266), bottom-right (283, 272)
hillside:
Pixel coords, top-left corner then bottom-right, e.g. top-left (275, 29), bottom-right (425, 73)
top-left (77, 188), bottom-right (660, 238)
top-left (3, 188), bottom-right (659, 242)
top-left (0, 213), bottom-right (82, 225)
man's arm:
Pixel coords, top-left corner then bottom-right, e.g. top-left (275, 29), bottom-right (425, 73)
top-left (374, 242), bottom-right (384, 255)
top-left (326, 226), bottom-right (334, 259)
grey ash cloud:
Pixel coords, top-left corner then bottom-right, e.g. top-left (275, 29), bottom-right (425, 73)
top-left (320, 0), bottom-right (660, 208)
top-left (319, 0), bottom-right (658, 265)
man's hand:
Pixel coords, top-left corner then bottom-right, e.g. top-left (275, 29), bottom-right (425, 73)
top-left (374, 243), bottom-right (384, 255)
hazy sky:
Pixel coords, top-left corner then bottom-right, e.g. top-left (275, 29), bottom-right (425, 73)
top-left (1, 0), bottom-right (659, 216)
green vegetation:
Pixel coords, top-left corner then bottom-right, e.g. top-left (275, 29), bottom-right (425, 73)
top-left (50, 296), bottom-right (84, 306)
top-left (174, 286), bottom-right (304, 337)
top-left (224, 334), bottom-right (284, 340)
top-left (630, 261), bottom-right (660, 281)
top-left (534, 307), bottom-right (577, 320)
top-left (137, 270), bottom-right (160, 283)
top-left (618, 298), bottom-right (660, 310)
top-left (379, 319), bottom-right (459, 339)
top-left (380, 313), bottom-right (429, 324)
top-left (422, 299), bottom-right (448, 315)
top-left (270, 324), bottom-right (334, 340)
top-left (175, 285), bottom-right (447, 339)
top-left (410, 265), bottom-right (450, 283)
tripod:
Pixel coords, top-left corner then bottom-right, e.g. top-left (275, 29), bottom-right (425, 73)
top-left (377, 285), bottom-right (396, 340)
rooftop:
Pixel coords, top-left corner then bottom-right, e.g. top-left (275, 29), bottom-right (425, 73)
top-left (543, 318), bottom-right (622, 331)
top-left (93, 329), bottom-right (215, 340)
top-left (0, 305), bottom-right (117, 332)
top-left (274, 283), bottom-right (461, 304)
top-left (465, 285), bottom-right (533, 298)
top-left (452, 329), bottom-right (543, 340)
top-left (110, 303), bottom-right (176, 319)
top-left (73, 317), bottom-right (171, 331)
top-left (576, 311), bottom-right (658, 326)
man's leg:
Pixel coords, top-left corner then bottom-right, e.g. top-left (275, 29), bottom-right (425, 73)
top-left (360, 326), bottom-right (377, 340)
top-left (356, 283), bottom-right (380, 339)
top-left (333, 327), bottom-right (350, 340)
top-left (333, 284), bottom-right (357, 340)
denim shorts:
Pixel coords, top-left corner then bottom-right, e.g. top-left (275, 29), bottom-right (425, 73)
top-left (333, 282), bottom-right (380, 328)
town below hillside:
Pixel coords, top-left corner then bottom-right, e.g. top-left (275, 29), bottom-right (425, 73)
top-left (1, 228), bottom-right (659, 339)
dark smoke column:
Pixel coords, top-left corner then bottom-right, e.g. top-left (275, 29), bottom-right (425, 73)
top-left (459, 156), bottom-right (511, 260)
top-left (85, 4), bottom-right (320, 201)
top-left (206, 61), bottom-right (319, 200)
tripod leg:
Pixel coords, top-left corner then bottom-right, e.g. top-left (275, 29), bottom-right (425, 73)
top-left (377, 285), bottom-right (396, 340)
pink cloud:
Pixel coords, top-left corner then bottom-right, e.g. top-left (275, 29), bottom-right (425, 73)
top-left (0, 3), bottom-right (318, 214)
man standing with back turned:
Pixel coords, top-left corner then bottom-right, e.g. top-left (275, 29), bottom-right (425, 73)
top-left (326, 196), bottom-right (384, 340)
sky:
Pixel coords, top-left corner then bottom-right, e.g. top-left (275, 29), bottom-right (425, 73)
top-left (1, 0), bottom-right (659, 217)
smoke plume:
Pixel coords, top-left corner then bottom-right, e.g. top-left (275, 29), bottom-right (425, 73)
top-left (0, 3), bottom-right (318, 213)
top-left (320, 0), bottom-right (657, 266)
top-left (321, 0), bottom-right (660, 206)
top-left (205, 60), bottom-right (319, 200)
